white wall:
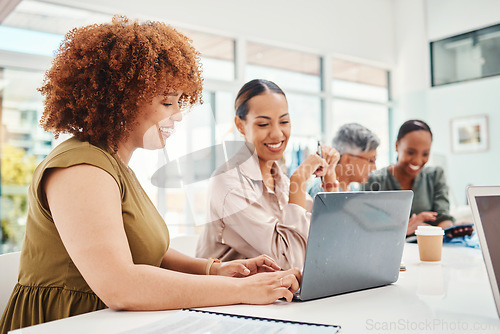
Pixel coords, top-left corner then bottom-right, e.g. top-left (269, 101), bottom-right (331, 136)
top-left (392, 0), bottom-right (500, 206)
top-left (46, 0), bottom-right (396, 67)
top-left (392, 0), bottom-right (430, 98)
top-left (9, 0), bottom-right (499, 205)
top-left (391, 0), bottom-right (430, 128)
top-left (427, 0), bottom-right (500, 40)
top-left (428, 77), bottom-right (500, 204)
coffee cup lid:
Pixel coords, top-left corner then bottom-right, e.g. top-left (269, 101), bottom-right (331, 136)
top-left (415, 226), bottom-right (444, 236)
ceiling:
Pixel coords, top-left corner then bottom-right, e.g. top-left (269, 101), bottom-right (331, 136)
top-left (1, 0), bottom-right (388, 87)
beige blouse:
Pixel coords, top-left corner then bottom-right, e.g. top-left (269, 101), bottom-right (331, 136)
top-left (196, 144), bottom-right (313, 270)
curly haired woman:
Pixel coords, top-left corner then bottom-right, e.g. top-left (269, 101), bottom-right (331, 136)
top-left (0, 17), bottom-right (300, 333)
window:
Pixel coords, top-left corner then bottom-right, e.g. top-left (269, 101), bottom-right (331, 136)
top-left (0, 26), bottom-right (62, 57)
top-left (331, 100), bottom-right (389, 168)
top-left (284, 93), bottom-right (322, 174)
top-left (129, 93), bottom-right (213, 236)
top-left (245, 43), bottom-right (323, 174)
top-left (431, 23), bottom-right (500, 86)
top-left (2, 0), bottom-right (111, 36)
top-left (129, 91), bottom-right (236, 237)
top-left (181, 29), bottom-right (235, 81)
top-left (331, 59), bottom-right (390, 167)
top-left (214, 91), bottom-right (236, 143)
top-left (246, 42), bottom-right (321, 93)
top-left (332, 59), bottom-right (389, 103)
top-left (0, 1), bottom-right (392, 252)
top-left (1, 68), bottom-right (48, 253)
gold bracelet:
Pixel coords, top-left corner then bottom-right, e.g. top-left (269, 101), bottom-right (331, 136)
top-left (205, 258), bottom-right (221, 275)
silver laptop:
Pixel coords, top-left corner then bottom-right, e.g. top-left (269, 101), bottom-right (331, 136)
top-left (295, 190), bottom-right (413, 301)
top-left (467, 186), bottom-right (500, 317)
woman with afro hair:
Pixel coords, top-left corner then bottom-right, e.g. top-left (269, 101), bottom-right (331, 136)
top-left (0, 16), bottom-right (300, 333)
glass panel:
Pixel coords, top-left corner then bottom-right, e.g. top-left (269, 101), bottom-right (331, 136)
top-left (181, 29), bottom-right (235, 81)
top-left (128, 150), bottom-right (161, 209)
top-left (332, 100), bottom-right (389, 169)
top-left (0, 26), bottom-right (62, 56)
top-left (138, 92), bottom-right (215, 237)
top-left (284, 94), bottom-right (322, 176)
top-left (332, 59), bottom-right (388, 102)
top-left (214, 91), bottom-right (236, 143)
top-left (431, 24), bottom-right (500, 86)
top-left (287, 93), bottom-right (321, 138)
top-left (0, 0), bottom-right (393, 243)
top-left (199, 57), bottom-right (235, 81)
top-left (2, 0), bottom-right (112, 35)
top-left (1, 68), bottom-right (48, 253)
top-left (246, 42), bottom-right (321, 92)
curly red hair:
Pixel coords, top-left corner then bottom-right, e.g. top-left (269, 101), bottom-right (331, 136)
top-left (39, 16), bottom-right (203, 151)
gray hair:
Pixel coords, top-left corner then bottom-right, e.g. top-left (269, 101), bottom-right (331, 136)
top-left (332, 123), bottom-right (380, 155)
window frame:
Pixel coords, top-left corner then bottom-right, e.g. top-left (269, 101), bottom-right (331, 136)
top-left (0, 6), bottom-right (393, 244)
top-left (430, 23), bottom-right (500, 87)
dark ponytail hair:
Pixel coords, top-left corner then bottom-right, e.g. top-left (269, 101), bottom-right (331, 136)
top-left (397, 119), bottom-right (433, 142)
top-left (235, 79), bottom-right (286, 120)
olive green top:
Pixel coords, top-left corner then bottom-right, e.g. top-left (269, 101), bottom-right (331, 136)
top-left (364, 166), bottom-right (454, 225)
top-left (0, 137), bottom-right (170, 333)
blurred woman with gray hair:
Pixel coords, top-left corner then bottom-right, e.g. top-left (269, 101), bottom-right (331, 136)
top-left (308, 123), bottom-right (380, 196)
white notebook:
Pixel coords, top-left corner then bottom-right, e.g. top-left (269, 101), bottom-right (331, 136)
top-left (120, 308), bottom-right (340, 333)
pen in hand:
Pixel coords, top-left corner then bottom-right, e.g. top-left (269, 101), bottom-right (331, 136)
top-left (317, 140), bottom-right (324, 184)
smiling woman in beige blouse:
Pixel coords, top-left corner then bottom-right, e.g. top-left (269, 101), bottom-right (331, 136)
top-left (196, 79), bottom-right (340, 270)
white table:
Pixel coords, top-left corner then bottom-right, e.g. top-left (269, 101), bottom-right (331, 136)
top-left (11, 244), bottom-right (500, 333)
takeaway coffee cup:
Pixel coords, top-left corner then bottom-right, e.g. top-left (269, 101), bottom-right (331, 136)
top-left (415, 226), bottom-right (444, 262)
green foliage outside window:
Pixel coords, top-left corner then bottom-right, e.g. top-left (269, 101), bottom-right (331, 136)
top-left (1, 144), bottom-right (37, 252)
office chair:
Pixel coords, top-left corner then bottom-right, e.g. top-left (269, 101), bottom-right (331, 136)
top-left (0, 251), bottom-right (21, 315)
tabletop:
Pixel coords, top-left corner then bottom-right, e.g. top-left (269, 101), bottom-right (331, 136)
top-left (10, 244), bottom-right (500, 333)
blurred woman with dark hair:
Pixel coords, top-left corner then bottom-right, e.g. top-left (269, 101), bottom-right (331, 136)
top-left (365, 119), bottom-right (454, 236)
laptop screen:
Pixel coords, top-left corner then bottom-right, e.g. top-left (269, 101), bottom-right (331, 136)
top-left (476, 195), bottom-right (500, 288)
